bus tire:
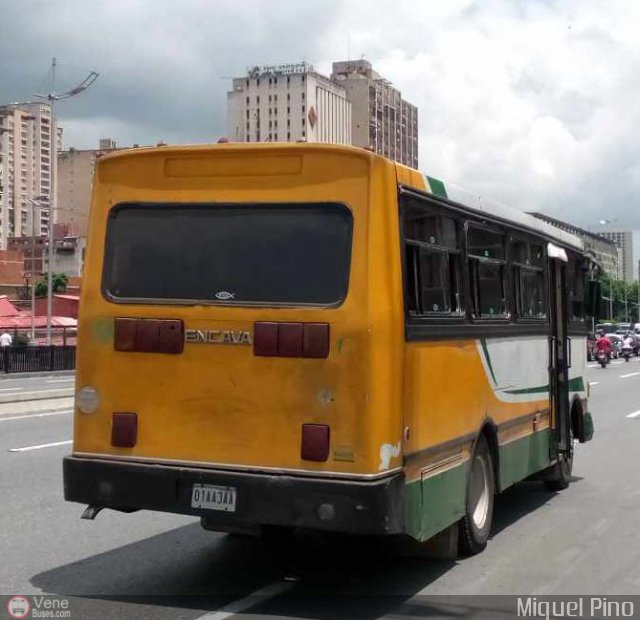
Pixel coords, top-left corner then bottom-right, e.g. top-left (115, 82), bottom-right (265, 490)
top-left (459, 435), bottom-right (495, 556)
top-left (544, 429), bottom-right (573, 491)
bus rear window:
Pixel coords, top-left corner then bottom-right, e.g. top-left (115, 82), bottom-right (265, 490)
top-left (102, 203), bottom-right (353, 306)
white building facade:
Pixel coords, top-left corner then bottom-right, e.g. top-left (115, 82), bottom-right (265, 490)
top-left (227, 62), bottom-right (351, 145)
top-left (0, 102), bottom-right (62, 249)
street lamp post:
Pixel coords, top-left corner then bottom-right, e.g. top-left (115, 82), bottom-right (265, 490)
top-left (34, 57), bottom-right (98, 344)
top-left (26, 196), bottom-right (48, 343)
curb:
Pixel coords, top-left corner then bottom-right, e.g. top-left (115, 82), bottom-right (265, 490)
top-left (0, 388), bottom-right (74, 404)
top-left (0, 370), bottom-right (75, 381)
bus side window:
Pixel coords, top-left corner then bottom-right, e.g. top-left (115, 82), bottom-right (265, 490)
top-left (467, 226), bottom-right (508, 318)
top-left (511, 239), bottom-right (547, 320)
top-left (402, 199), bottom-right (463, 317)
top-left (567, 255), bottom-right (586, 322)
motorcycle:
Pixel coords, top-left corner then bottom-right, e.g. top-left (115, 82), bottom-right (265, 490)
top-left (623, 348), bottom-right (632, 362)
top-left (597, 350), bottom-right (609, 368)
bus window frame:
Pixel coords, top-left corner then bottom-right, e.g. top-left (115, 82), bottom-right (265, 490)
top-left (400, 194), bottom-right (466, 323)
top-left (100, 200), bottom-right (355, 309)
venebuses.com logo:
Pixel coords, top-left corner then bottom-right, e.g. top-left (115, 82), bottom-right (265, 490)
top-left (5, 595), bottom-right (71, 618)
top-left (7, 597), bottom-right (30, 619)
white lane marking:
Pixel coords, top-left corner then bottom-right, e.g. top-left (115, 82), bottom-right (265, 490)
top-left (589, 382), bottom-right (600, 386)
top-left (46, 378), bottom-right (75, 383)
top-left (587, 363), bottom-right (599, 368)
top-left (0, 387), bottom-right (24, 392)
top-left (0, 410), bottom-right (73, 423)
top-left (626, 410), bottom-right (640, 419)
top-left (8, 439), bottom-right (72, 452)
top-left (620, 372), bottom-right (640, 379)
top-left (194, 581), bottom-right (293, 620)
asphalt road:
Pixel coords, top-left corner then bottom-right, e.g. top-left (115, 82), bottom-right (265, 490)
top-left (1, 359), bottom-right (639, 619)
top-left (0, 372), bottom-right (75, 396)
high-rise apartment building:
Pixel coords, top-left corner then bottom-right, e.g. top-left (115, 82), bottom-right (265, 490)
top-left (0, 102), bottom-right (62, 249)
top-left (599, 230), bottom-right (633, 283)
top-left (331, 60), bottom-right (418, 168)
top-left (227, 62), bottom-right (351, 145)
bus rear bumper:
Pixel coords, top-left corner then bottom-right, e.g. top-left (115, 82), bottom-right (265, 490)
top-left (63, 456), bottom-right (405, 536)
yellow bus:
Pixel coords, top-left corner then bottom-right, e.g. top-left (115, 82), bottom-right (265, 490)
top-left (64, 142), bottom-right (594, 556)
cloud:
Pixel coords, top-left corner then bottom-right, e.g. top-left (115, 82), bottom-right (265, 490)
top-left (3, 0), bottom-right (640, 234)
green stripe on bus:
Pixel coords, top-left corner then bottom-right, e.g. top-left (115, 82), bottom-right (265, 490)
top-left (499, 428), bottom-right (551, 490)
top-left (426, 175), bottom-right (448, 199)
top-left (404, 461), bottom-right (468, 542)
top-left (480, 338), bottom-right (498, 387)
top-left (502, 377), bottom-right (584, 396)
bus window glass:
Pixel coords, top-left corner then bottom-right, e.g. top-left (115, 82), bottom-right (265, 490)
top-left (103, 203), bottom-right (353, 306)
top-left (468, 228), bottom-right (505, 260)
top-left (520, 269), bottom-right (546, 318)
top-left (404, 204), bottom-right (457, 248)
top-left (402, 198), bottom-right (463, 317)
top-left (473, 261), bottom-right (506, 317)
top-left (567, 257), bottom-right (586, 321)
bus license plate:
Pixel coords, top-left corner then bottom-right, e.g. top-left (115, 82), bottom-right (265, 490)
top-left (191, 484), bottom-right (237, 512)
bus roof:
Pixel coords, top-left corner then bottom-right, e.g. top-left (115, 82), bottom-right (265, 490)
top-left (99, 142), bottom-right (583, 253)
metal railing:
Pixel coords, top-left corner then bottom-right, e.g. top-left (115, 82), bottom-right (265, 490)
top-left (0, 345), bottom-right (76, 374)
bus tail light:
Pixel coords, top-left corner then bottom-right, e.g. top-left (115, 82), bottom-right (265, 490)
top-left (111, 412), bottom-right (137, 448)
top-left (301, 423), bottom-right (330, 461)
top-left (254, 322), bottom-right (330, 358)
top-left (114, 318), bottom-right (184, 354)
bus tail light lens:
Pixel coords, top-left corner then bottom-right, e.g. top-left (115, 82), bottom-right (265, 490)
top-left (302, 323), bottom-right (330, 358)
top-left (111, 412), bottom-right (137, 448)
top-left (301, 423), bottom-right (330, 461)
top-left (278, 323), bottom-right (304, 356)
top-left (253, 322), bottom-right (279, 356)
top-left (254, 322), bottom-right (330, 358)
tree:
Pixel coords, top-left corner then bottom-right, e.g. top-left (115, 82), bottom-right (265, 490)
top-left (35, 272), bottom-right (68, 297)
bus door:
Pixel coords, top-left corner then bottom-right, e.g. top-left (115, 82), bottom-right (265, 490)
top-left (548, 245), bottom-right (571, 458)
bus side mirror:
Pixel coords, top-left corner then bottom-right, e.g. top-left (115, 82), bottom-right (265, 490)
top-left (587, 280), bottom-right (601, 318)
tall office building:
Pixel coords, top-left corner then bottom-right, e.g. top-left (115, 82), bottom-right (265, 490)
top-left (0, 102), bottom-right (62, 249)
top-left (227, 62), bottom-right (351, 145)
top-left (599, 230), bottom-right (633, 283)
top-left (331, 60), bottom-right (419, 168)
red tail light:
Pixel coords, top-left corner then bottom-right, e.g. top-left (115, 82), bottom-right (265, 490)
top-left (254, 322), bottom-right (330, 358)
top-left (111, 412), bottom-right (137, 448)
top-left (301, 423), bottom-right (330, 461)
top-left (114, 318), bottom-right (184, 354)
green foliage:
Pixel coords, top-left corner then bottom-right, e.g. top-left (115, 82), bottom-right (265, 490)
top-left (35, 272), bottom-right (68, 297)
top-left (596, 275), bottom-right (640, 323)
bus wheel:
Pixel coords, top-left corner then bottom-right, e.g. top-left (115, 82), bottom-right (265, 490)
top-left (459, 435), bottom-right (495, 556)
top-left (544, 430), bottom-right (574, 491)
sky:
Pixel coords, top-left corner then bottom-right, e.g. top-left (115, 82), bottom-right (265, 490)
top-left (2, 0), bottom-right (640, 242)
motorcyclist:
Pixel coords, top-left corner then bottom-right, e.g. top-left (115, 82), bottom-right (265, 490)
top-left (622, 332), bottom-right (635, 356)
top-left (596, 332), bottom-right (613, 360)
